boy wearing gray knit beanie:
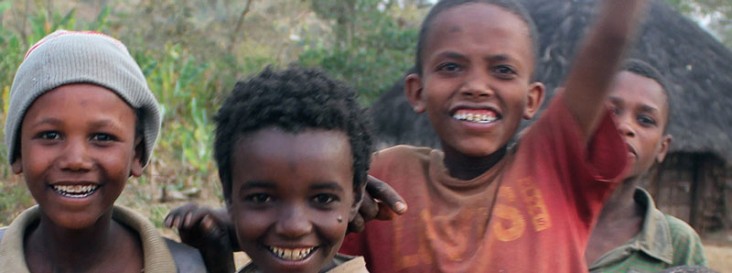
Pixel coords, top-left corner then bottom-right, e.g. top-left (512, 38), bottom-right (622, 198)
top-left (0, 30), bottom-right (205, 273)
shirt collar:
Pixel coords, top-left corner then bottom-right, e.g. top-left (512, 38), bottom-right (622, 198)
top-left (633, 187), bottom-right (674, 264)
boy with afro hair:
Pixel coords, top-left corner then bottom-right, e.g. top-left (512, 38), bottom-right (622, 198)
top-left (168, 66), bottom-right (373, 273)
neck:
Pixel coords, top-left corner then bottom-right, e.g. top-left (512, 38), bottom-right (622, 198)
top-left (26, 212), bottom-right (122, 272)
top-left (599, 176), bottom-right (643, 221)
top-left (442, 144), bottom-right (507, 180)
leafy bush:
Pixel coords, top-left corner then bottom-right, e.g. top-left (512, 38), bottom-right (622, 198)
top-left (300, 0), bottom-right (419, 103)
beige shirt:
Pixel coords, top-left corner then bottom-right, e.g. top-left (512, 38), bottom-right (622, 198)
top-left (238, 253), bottom-right (369, 273)
top-left (0, 205), bottom-right (205, 273)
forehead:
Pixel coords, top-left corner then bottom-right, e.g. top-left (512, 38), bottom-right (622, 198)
top-left (611, 71), bottom-right (669, 112)
top-left (26, 83), bottom-right (135, 120)
top-left (231, 128), bottom-right (354, 186)
top-left (424, 3), bottom-right (534, 67)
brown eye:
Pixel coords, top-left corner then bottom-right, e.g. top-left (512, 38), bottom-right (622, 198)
top-left (492, 65), bottom-right (517, 80)
top-left (436, 62), bottom-right (462, 73)
top-left (637, 115), bottom-right (657, 127)
top-left (91, 133), bottom-right (114, 142)
top-left (312, 194), bottom-right (338, 207)
top-left (38, 131), bottom-right (61, 140)
top-left (246, 193), bottom-right (272, 204)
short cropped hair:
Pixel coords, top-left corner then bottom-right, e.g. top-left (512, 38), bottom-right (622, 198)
top-left (620, 59), bottom-right (672, 131)
top-left (214, 67), bottom-right (373, 201)
top-left (415, 0), bottom-right (539, 78)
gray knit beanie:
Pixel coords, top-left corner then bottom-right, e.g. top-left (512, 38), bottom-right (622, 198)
top-left (5, 30), bottom-right (161, 166)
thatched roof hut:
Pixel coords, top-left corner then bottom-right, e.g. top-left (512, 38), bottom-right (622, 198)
top-left (370, 0), bottom-right (732, 233)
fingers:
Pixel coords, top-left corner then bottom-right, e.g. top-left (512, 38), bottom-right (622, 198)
top-left (374, 201), bottom-right (398, 220)
top-left (366, 175), bottom-right (407, 215)
top-left (164, 203), bottom-right (220, 234)
top-left (348, 213), bottom-right (365, 233)
top-left (164, 202), bottom-right (199, 229)
top-left (359, 191), bottom-right (379, 220)
top-left (199, 215), bottom-right (223, 237)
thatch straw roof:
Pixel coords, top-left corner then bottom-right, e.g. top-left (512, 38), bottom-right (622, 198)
top-left (370, 0), bottom-right (732, 163)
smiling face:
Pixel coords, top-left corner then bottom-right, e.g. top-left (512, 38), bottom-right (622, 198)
top-left (608, 71), bottom-right (671, 179)
top-left (12, 83), bottom-right (142, 230)
top-left (228, 128), bottom-right (360, 273)
top-left (406, 3), bottom-right (544, 158)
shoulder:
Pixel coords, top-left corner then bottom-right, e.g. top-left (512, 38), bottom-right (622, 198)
top-left (663, 214), bottom-right (702, 245)
top-left (164, 238), bottom-right (207, 273)
top-left (371, 145), bottom-right (432, 168)
top-left (373, 145), bottom-right (431, 159)
top-left (662, 214), bottom-right (707, 265)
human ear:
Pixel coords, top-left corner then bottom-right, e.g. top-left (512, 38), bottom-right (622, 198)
top-left (11, 159), bottom-right (22, 174)
top-left (348, 182), bottom-right (367, 221)
top-left (523, 82), bottom-right (546, 119)
top-left (405, 73), bottom-right (426, 113)
top-left (656, 134), bottom-right (672, 163)
top-left (129, 137), bottom-right (144, 177)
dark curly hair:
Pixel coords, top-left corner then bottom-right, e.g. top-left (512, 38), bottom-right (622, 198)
top-left (214, 66), bottom-right (373, 201)
top-left (415, 0), bottom-right (539, 79)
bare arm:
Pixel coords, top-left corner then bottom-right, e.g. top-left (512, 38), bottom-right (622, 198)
top-left (563, 0), bottom-right (650, 143)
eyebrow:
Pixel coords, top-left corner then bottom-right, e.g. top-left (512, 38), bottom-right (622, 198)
top-left (239, 181), bottom-right (276, 191)
top-left (485, 54), bottom-right (513, 64)
top-left (310, 182), bottom-right (345, 193)
top-left (28, 117), bottom-right (125, 129)
top-left (608, 97), bottom-right (624, 105)
top-left (637, 104), bottom-right (660, 114)
top-left (434, 51), bottom-right (468, 62)
top-left (434, 51), bottom-right (515, 63)
top-left (28, 117), bottom-right (62, 128)
top-left (608, 97), bottom-right (660, 113)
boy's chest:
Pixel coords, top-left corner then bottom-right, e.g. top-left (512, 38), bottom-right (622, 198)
top-left (368, 172), bottom-right (590, 272)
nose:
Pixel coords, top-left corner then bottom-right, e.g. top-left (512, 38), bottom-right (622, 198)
top-left (460, 69), bottom-right (493, 99)
top-left (58, 137), bottom-right (93, 171)
top-left (616, 115), bottom-right (636, 137)
top-left (274, 204), bottom-right (313, 239)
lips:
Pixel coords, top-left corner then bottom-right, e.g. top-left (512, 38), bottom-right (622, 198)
top-left (267, 245), bottom-right (317, 261)
top-left (50, 184), bottom-right (99, 198)
top-left (626, 143), bottom-right (638, 158)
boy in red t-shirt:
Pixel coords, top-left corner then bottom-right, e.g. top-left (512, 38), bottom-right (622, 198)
top-left (337, 0), bottom-right (647, 272)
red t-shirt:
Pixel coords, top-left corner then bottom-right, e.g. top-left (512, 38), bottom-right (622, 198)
top-left (340, 96), bottom-right (628, 272)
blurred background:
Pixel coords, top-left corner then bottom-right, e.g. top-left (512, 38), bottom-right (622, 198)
top-left (1, 0), bottom-right (731, 270)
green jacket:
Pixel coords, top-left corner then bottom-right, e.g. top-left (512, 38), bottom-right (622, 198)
top-left (589, 188), bottom-right (707, 273)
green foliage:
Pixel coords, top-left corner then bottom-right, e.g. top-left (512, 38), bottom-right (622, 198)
top-left (136, 44), bottom-right (217, 178)
top-left (301, 0), bottom-right (419, 103)
top-left (665, 0), bottom-right (732, 48)
top-left (0, 180), bottom-right (33, 226)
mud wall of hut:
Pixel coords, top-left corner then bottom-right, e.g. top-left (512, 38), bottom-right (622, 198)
top-left (647, 152), bottom-right (730, 235)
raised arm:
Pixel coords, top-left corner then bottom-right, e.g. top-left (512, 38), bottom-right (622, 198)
top-left (563, 0), bottom-right (650, 143)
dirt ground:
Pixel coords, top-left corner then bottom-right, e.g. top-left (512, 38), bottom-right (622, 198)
top-left (703, 229), bottom-right (732, 271)
top-left (705, 244), bottom-right (732, 271)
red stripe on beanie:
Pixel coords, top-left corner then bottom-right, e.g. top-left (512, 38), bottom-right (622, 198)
top-left (24, 30), bottom-right (128, 59)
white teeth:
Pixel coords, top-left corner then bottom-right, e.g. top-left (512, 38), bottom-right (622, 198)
top-left (52, 184), bottom-right (98, 198)
top-left (453, 112), bottom-right (497, 123)
top-left (268, 246), bottom-right (316, 261)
